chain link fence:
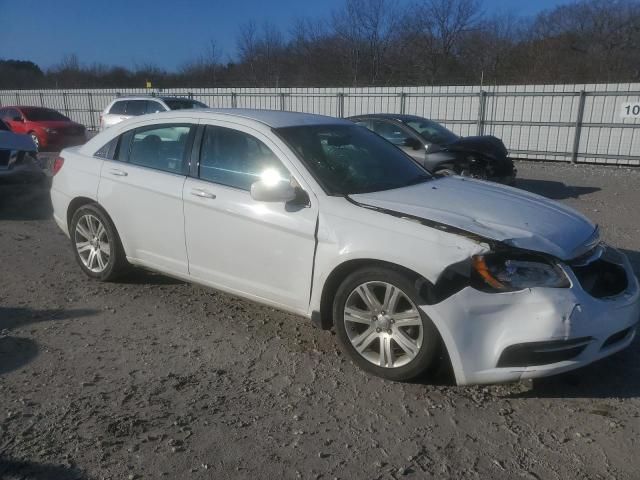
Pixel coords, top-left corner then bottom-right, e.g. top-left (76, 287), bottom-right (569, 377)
top-left (1, 84), bottom-right (639, 165)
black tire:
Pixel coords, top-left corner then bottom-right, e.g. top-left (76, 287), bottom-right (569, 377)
top-left (70, 203), bottom-right (128, 281)
top-left (333, 266), bottom-right (441, 382)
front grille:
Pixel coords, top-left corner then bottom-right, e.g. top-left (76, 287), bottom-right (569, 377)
top-left (497, 337), bottom-right (592, 367)
top-left (570, 247), bottom-right (628, 298)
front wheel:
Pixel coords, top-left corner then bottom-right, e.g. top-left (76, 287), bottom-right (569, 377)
top-left (70, 204), bottom-right (128, 281)
top-left (333, 267), bottom-right (440, 381)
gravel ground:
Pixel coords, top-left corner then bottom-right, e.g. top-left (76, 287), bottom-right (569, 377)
top-left (1, 160), bottom-right (639, 480)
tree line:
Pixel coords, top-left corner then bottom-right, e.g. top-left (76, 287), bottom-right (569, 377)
top-left (1, 0), bottom-right (639, 90)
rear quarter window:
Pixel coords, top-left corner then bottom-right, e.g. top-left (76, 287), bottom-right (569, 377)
top-left (108, 101), bottom-right (127, 115)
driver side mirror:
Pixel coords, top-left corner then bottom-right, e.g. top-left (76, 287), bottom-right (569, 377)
top-left (250, 177), bottom-right (297, 203)
top-left (402, 137), bottom-right (423, 150)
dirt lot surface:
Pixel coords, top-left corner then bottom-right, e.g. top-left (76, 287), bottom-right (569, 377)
top-left (1, 161), bottom-right (639, 480)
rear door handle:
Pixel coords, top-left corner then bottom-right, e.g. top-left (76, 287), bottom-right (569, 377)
top-left (109, 169), bottom-right (128, 177)
top-left (190, 188), bottom-right (216, 199)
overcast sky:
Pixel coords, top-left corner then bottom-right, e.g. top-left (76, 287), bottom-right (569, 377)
top-left (0, 0), bottom-right (574, 70)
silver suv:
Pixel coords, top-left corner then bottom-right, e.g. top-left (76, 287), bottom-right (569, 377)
top-left (99, 96), bottom-right (208, 130)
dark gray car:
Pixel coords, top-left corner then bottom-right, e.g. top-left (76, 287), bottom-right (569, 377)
top-left (348, 114), bottom-right (516, 184)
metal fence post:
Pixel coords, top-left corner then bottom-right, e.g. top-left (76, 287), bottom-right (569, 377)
top-left (280, 92), bottom-right (287, 111)
top-left (39, 92), bottom-right (45, 107)
top-left (87, 92), bottom-right (96, 130)
top-left (231, 92), bottom-right (237, 108)
top-left (15, 91), bottom-right (20, 105)
top-left (188, 92), bottom-right (193, 99)
top-left (337, 92), bottom-right (345, 118)
top-left (477, 90), bottom-right (487, 136)
top-left (571, 90), bottom-right (587, 164)
top-left (399, 92), bottom-right (407, 114)
top-left (62, 92), bottom-right (70, 117)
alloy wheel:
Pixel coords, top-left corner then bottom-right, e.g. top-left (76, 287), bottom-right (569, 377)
top-left (343, 281), bottom-right (424, 368)
top-left (74, 214), bottom-right (110, 273)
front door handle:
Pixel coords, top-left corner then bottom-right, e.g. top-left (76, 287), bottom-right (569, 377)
top-left (190, 188), bottom-right (216, 199)
top-left (109, 169), bottom-right (128, 177)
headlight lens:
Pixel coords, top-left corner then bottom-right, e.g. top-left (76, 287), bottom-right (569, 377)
top-left (472, 253), bottom-right (570, 292)
top-left (44, 128), bottom-right (58, 134)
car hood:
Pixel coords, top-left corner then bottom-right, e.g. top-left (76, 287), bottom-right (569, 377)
top-left (349, 177), bottom-right (598, 260)
top-left (431, 135), bottom-right (508, 159)
top-left (31, 120), bottom-right (84, 129)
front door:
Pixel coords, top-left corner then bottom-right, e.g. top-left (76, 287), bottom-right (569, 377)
top-left (183, 123), bottom-right (318, 314)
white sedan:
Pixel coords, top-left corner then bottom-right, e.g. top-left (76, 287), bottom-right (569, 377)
top-left (50, 109), bottom-right (639, 385)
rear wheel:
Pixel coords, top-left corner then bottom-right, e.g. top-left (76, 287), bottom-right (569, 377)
top-left (70, 204), bottom-right (127, 281)
top-left (333, 267), bottom-right (440, 381)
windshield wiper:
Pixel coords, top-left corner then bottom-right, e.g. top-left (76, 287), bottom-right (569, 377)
top-left (404, 174), bottom-right (433, 186)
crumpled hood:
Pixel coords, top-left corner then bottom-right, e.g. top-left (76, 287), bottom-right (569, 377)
top-left (350, 177), bottom-right (598, 260)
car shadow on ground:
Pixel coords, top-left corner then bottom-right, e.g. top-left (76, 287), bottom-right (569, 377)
top-left (0, 183), bottom-right (52, 221)
top-left (0, 457), bottom-right (89, 480)
top-left (515, 178), bottom-right (600, 199)
top-left (0, 307), bottom-right (98, 376)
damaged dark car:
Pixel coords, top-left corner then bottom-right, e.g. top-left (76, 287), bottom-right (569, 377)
top-left (348, 114), bottom-right (516, 184)
top-left (0, 119), bottom-right (45, 185)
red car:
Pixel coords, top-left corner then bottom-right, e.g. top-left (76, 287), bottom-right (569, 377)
top-left (0, 106), bottom-right (86, 152)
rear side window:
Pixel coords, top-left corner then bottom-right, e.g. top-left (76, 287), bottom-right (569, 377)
top-left (125, 101), bottom-right (147, 116)
top-left (108, 101), bottom-right (127, 115)
top-left (198, 125), bottom-right (289, 191)
top-left (128, 124), bottom-right (193, 174)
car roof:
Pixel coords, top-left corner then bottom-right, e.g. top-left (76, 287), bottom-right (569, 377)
top-left (145, 108), bottom-right (352, 129)
top-left (110, 95), bottom-right (199, 102)
top-left (348, 113), bottom-right (428, 122)
top-left (1, 106), bottom-right (57, 111)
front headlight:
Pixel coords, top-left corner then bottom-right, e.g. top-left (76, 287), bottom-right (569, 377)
top-left (472, 253), bottom-right (570, 292)
top-left (44, 128), bottom-right (58, 134)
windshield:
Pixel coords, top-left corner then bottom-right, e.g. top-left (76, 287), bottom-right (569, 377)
top-left (402, 118), bottom-right (458, 145)
top-left (276, 124), bottom-right (431, 195)
top-left (163, 99), bottom-right (208, 110)
top-left (23, 108), bottom-right (70, 122)
top-left (0, 120), bottom-right (9, 131)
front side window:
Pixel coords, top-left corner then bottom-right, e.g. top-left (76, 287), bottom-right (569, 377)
top-left (370, 120), bottom-right (410, 146)
top-left (109, 101), bottom-right (127, 115)
top-left (276, 124), bottom-right (431, 195)
top-left (128, 124), bottom-right (192, 174)
top-left (125, 101), bottom-right (147, 116)
top-left (402, 118), bottom-right (458, 145)
top-left (199, 126), bottom-right (289, 191)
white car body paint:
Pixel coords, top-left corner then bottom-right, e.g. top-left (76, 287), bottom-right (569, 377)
top-left (51, 109), bottom-right (640, 385)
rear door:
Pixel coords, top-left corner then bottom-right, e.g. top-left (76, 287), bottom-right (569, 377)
top-left (97, 120), bottom-right (195, 275)
top-left (182, 122), bottom-right (318, 313)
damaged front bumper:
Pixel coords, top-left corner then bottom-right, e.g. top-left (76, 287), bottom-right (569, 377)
top-left (422, 249), bottom-right (640, 385)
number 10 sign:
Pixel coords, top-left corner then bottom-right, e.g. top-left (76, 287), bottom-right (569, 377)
top-left (621, 102), bottom-right (640, 118)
